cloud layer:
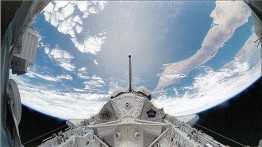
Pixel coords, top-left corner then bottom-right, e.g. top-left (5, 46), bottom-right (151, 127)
top-left (21, 86), bottom-right (108, 119)
top-left (42, 1), bottom-right (107, 54)
top-left (45, 47), bottom-right (75, 71)
top-left (71, 33), bottom-right (106, 54)
top-left (11, 72), bottom-right (107, 119)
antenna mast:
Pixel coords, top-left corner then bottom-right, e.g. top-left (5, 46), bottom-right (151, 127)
top-left (128, 55), bottom-right (132, 92)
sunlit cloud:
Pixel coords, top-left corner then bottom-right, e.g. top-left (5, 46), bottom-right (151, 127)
top-left (94, 60), bottom-right (98, 66)
top-left (71, 33), bottom-right (106, 54)
top-left (21, 86), bottom-right (108, 119)
top-left (83, 75), bottom-right (106, 92)
top-left (11, 72), bottom-right (107, 119)
top-left (57, 74), bottom-right (73, 81)
top-left (11, 67), bottom-right (73, 83)
top-left (77, 67), bottom-right (90, 79)
top-left (42, 1), bottom-right (108, 54)
top-left (45, 47), bottom-right (76, 71)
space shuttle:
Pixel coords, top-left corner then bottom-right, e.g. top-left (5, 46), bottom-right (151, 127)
top-left (38, 55), bottom-right (225, 147)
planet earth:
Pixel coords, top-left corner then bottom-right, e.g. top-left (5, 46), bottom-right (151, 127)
top-left (11, 1), bottom-right (261, 120)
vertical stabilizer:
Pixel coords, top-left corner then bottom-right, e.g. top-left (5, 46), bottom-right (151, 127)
top-left (128, 55), bottom-right (132, 92)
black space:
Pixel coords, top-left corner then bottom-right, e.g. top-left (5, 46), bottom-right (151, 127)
top-left (195, 77), bottom-right (262, 146)
top-left (19, 78), bottom-right (261, 147)
top-left (19, 107), bottom-right (67, 146)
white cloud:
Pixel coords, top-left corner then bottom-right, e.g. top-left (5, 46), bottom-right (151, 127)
top-left (75, 25), bottom-right (83, 34)
top-left (71, 34), bottom-right (106, 54)
top-left (154, 1), bottom-right (251, 93)
top-left (165, 73), bottom-right (186, 80)
top-left (77, 1), bottom-right (89, 12)
top-left (35, 31), bottom-right (47, 48)
top-left (73, 88), bottom-right (87, 92)
top-left (49, 13), bottom-right (59, 27)
top-left (59, 62), bottom-right (76, 72)
top-left (76, 1), bottom-right (107, 16)
top-left (57, 74), bottom-right (73, 81)
top-left (43, 2), bottom-right (54, 13)
top-left (10, 70), bottom-right (106, 119)
top-left (48, 47), bottom-right (76, 71)
top-left (91, 75), bottom-right (105, 84)
top-left (61, 3), bottom-right (75, 18)
top-left (20, 86), bottom-right (108, 119)
top-left (89, 6), bottom-right (98, 14)
top-left (49, 48), bottom-right (72, 59)
top-left (78, 74), bottom-right (90, 80)
top-left (44, 47), bottom-right (50, 54)
top-left (53, 1), bottom-right (69, 11)
top-left (28, 71), bottom-right (57, 82)
top-left (94, 60), bottom-right (98, 66)
top-left (153, 32), bottom-right (261, 116)
top-left (73, 15), bottom-right (83, 25)
top-left (97, 1), bottom-right (107, 12)
top-left (78, 67), bottom-right (87, 72)
top-left (57, 16), bottom-right (76, 37)
top-left (42, 1), bottom-right (108, 54)
top-left (83, 75), bottom-right (105, 91)
top-left (11, 67), bottom-right (73, 82)
top-left (77, 67), bottom-right (90, 79)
